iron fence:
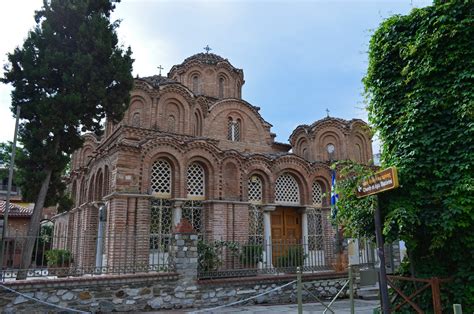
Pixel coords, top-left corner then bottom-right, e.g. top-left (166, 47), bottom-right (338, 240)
top-left (197, 237), bottom-right (336, 279)
top-left (0, 234), bottom-right (174, 281)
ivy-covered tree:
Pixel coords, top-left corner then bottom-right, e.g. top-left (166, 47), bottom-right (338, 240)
top-left (1, 0), bottom-right (133, 279)
top-left (361, 0), bottom-right (473, 310)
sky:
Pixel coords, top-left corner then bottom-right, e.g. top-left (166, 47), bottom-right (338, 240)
top-left (0, 0), bottom-right (433, 153)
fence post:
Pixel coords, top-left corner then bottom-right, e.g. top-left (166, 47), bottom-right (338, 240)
top-left (453, 304), bottom-right (462, 314)
top-left (297, 266), bottom-right (303, 314)
top-left (431, 277), bottom-right (442, 314)
top-left (349, 265), bottom-right (354, 314)
top-left (170, 218), bottom-right (198, 281)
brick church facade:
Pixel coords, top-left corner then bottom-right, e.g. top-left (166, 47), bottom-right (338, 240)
top-left (53, 52), bottom-right (373, 271)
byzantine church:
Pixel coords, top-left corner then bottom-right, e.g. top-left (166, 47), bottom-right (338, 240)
top-left (53, 52), bottom-right (372, 270)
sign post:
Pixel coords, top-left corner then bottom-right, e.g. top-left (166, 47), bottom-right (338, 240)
top-left (357, 167), bottom-right (399, 314)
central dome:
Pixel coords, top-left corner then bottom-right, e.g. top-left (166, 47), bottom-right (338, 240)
top-left (168, 52), bottom-right (245, 99)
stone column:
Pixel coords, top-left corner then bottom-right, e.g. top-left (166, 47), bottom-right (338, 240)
top-left (301, 208), bottom-right (309, 263)
top-left (262, 205), bottom-right (276, 268)
top-left (172, 200), bottom-right (184, 226)
top-left (170, 218), bottom-right (198, 281)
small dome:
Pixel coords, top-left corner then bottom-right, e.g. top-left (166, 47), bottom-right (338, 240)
top-left (181, 52), bottom-right (226, 66)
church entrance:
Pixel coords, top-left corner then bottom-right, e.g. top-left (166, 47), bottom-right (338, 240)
top-left (271, 207), bottom-right (302, 266)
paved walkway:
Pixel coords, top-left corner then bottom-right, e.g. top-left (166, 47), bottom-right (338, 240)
top-left (193, 299), bottom-right (380, 313)
top-left (149, 299), bottom-right (380, 313)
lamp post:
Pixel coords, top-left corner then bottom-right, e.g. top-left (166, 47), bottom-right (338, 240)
top-left (0, 105), bottom-right (20, 269)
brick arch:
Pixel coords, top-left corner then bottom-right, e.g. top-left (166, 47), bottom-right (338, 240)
top-left (79, 176), bottom-right (86, 206)
top-left (88, 174), bottom-right (95, 202)
top-left (310, 175), bottom-right (330, 207)
top-left (315, 128), bottom-right (345, 160)
top-left (158, 93), bottom-right (190, 135)
top-left (95, 168), bottom-right (104, 200)
top-left (185, 152), bottom-right (217, 200)
top-left (273, 165), bottom-right (311, 206)
top-left (205, 100), bottom-right (272, 147)
top-left (188, 69), bottom-right (202, 94)
top-left (245, 166), bottom-right (273, 204)
top-left (295, 136), bottom-right (310, 159)
top-left (141, 147), bottom-right (183, 197)
top-left (353, 132), bottom-right (371, 163)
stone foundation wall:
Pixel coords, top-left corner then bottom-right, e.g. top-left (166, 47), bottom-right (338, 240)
top-left (0, 273), bottom-right (350, 313)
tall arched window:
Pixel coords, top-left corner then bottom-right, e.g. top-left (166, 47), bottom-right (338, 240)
top-left (312, 181), bottom-right (323, 207)
top-left (355, 143), bottom-right (363, 163)
top-left (218, 77), bottom-right (225, 98)
top-left (192, 75), bottom-right (199, 94)
top-left (275, 173), bottom-right (300, 204)
top-left (132, 112), bottom-right (140, 127)
top-left (194, 111), bottom-right (202, 136)
top-left (248, 175), bottom-right (263, 204)
top-left (187, 163), bottom-right (205, 199)
top-left (227, 117), bottom-right (241, 142)
top-left (150, 159), bottom-right (172, 198)
top-left (167, 115), bottom-right (175, 132)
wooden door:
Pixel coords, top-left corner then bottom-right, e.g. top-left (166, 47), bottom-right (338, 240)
top-left (271, 208), bottom-right (302, 264)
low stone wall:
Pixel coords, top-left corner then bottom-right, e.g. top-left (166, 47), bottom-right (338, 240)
top-left (0, 272), bottom-right (350, 313)
top-left (0, 228), bottom-right (352, 312)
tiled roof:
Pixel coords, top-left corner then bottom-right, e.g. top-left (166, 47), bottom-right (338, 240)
top-left (0, 201), bottom-right (32, 217)
top-left (140, 75), bottom-right (176, 87)
top-left (181, 53), bottom-right (226, 65)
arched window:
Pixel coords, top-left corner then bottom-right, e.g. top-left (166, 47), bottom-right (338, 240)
top-left (187, 163), bottom-right (205, 199)
top-left (275, 173), bottom-right (300, 204)
top-left (312, 181), bottom-right (323, 207)
top-left (167, 115), bottom-right (175, 132)
top-left (132, 112), bottom-right (140, 127)
top-left (150, 159), bottom-right (172, 198)
top-left (88, 175), bottom-right (95, 202)
top-left (355, 143), bottom-right (363, 163)
top-left (194, 111), bottom-right (202, 136)
top-left (227, 117), bottom-right (241, 142)
top-left (218, 77), bottom-right (225, 98)
top-left (192, 75), bottom-right (199, 94)
top-left (104, 165), bottom-right (110, 196)
top-left (248, 175), bottom-right (263, 204)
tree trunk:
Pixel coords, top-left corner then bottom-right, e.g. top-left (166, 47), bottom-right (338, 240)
top-left (16, 168), bottom-right (53, 280)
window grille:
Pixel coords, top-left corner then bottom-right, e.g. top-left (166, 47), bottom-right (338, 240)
top-left (275, 173), bottom-right (300, 204)
top-left (312, 181), bottom-right (323, 207)
top-left (150, 199), bottom-right (173, 252)
top-left (248, 175), bottom-right (262, 204)
top-left (307, 207), bottom-right (324, 250)
top-left (227, 118), bottom-right (240, 142)
top-left (187, 163), bottom-right (205, 199)
top-left (182, 200), bottom-right (204, 235)
top-left (167, 115), bottom-right (175, 132)
top-left (132, 112), bottom-right (140, 127)
top-left (150, 159), bottom-right (172, 197)
top-left (192, 75), bottom-right (199, 94)
top-left (248, 204), bottom-right (264, 244)
top-left (219, 77), bottom-right (225, 98)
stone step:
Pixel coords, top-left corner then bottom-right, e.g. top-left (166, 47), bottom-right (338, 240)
top-left (358, 284), bottom-right (380, 300)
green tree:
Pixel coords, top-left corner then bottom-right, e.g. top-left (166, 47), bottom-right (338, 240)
top-left (1, 0), bottom-right (133, 279)
top-left (361, 0), bottom-right (473, 310)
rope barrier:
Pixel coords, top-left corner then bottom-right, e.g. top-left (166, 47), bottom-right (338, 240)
top-left (189, 280), bottom-right (297, 313)
top-left (0, 284), bottom-right (89, 313)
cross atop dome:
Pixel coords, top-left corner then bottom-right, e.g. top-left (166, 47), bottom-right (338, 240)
top-left (203, 45), bottom-right (212, 53)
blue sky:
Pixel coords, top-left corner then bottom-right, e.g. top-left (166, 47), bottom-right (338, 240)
top-left (0, 0), bottom-right (432, 152)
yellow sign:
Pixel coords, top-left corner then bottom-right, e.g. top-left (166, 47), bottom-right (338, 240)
top-left (356, 167), bottom-right (399, 198)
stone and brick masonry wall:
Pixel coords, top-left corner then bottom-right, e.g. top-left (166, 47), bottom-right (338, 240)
top-left (0, 222), bottom-right (351, 313)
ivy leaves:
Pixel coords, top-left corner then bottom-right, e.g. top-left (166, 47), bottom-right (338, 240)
top-left (363, 0), bottom-right (474, 310)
